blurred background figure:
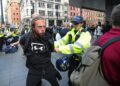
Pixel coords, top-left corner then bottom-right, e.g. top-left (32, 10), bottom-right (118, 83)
top-left (102, 21), bottom-right (112, 34)
top-left (21, 24), bottom-right (30, 35)
top-left (0, 27), bottom-right (5, 53)
top-left (96, 4), bottom-right (120, 86)
top-left (31, 13), bottom-right (40, 19)
top-left (94, 21), bottom-right (103, 39)
top-left (59, 22), bottom-right (70, 38)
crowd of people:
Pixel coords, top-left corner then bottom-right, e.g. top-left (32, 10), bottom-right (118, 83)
top-left (0, 25), bottom-right (20, 53)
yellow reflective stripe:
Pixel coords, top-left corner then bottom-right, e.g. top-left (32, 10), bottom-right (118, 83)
top-left (0, 35), bottom-right (4, 37)
top-left (0, 34), bottom-right (4, 37)
top-left (68, 44), bottom-right (74, 53)
top-left (74, 41), bottom-right (83, 48)
top-left (12, 34), bottom-right (17, 37)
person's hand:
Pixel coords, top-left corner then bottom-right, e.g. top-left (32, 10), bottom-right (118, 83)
top-left (10, 43), bottom-right (15, 47)
top-left (54, 48), bottom-right (60, 53)
top-left (10, 41), bottom-right (19, 47)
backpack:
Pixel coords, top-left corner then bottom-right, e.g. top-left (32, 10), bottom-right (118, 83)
top-left (70, 36), bottom-right (120, 86)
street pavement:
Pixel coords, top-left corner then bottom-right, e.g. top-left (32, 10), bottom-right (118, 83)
top-left (0, 46), bottom-right (68, 86)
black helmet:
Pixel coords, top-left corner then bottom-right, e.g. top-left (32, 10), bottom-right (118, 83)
top-left (56, 56), bottom-right (70, 72)
top-left (71, 16), bottom-right (84, 24)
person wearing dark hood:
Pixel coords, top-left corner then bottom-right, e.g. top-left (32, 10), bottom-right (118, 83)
top-left (102, 21), bottom-right (112, 34)
top-left (12, 16), bottom-right (61, 86)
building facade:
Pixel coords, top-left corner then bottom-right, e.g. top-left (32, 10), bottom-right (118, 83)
top-left (20, 0), bottom-right (32, 26)
top-left (20, 0), bottom-right (69, 27)
top-left (6, 0), bottom-right (21, 28)
top-left (69, 0), bottom-right (105, 26)
top-left (82, 9), bottom-right (105, 26)
top-left (69, 6), bottom-right (81, 20)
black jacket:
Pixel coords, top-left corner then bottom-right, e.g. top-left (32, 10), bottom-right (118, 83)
top-left (20, 31), bottom-right (54, 69)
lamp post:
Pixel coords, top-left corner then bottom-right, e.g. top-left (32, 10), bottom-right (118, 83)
top-left (0, 0), bottom-right (4, 25)
top-left (56, 5), bottom-right (58, 26)
top-left (64, 2), bottom-right (69, 22)
top-left (80, 0), bottom-right (83, 16)
top-left (31, 0), bottom-right (35, 15)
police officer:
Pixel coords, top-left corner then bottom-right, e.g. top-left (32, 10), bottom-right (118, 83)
top-left (21, 25), bottom-right (30, 35)
top-left (15, 16), bottom-right (61, 86)
top-left (55, 16), bottom-right (91, 86)
top-left (4, 26), bottom-right (13, 45)
top-left (0, 27), bottom-right (5, 52)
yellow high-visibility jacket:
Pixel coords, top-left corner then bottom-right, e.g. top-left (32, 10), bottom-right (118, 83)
top-left (0, 34), bottom-right (4, 37)
top-left (12, 29), bottom-right (20, 37)
top-left (0, 29), bottom-right (4, 37)
top-left (55, 27), bottom-right (91, 55)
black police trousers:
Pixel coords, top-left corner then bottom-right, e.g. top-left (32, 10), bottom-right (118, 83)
top-left (68, 58), bottom-right (80, 86)
top-left (26, 63), bottom-right (59, 86)
top-left (0, 37), bottom-right (4, 52)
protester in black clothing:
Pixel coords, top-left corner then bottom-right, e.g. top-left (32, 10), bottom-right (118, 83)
top-left (21, 25), bottom-right (29, 35)
top-left (12, 16), bottom-right (61, 86)
top-left (90, 25), bottom-right (96, 35)
top-left (0, 28), bottom-right (5, 52)
top-left (83, 20), bottom-right (90, 32)
top-left (102, 21), bottom-right (112, 34)
top-left (60, 22), bottom-right (70, 38)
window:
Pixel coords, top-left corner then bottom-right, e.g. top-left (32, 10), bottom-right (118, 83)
top-left (47, 3), bottom-right (53, 9)
top-left (16, 8), bottom-right (18, 10)
top-left (55, 0), bottom-right (61, 2)
top-left (26, 0), bottom-right (28, 5)
top-left (64, 11), bottom-right (67, 14)
top-left (56, 12), bottom-right (60, 17)
top-left (26, 9), bottom-right (28, 16)
top-left (39, 2), bottom-right (45, 8)
top-left (71, 12), bottom-right (72, 16)
top-left (74, 13), bottom-right (75, 16)
top-left (13, 13), bottom-right (15, 15)
top-left (48, 11), bottom-right (53, 16)
top-left (26, 0), bottom-right (28, 3)
top-left (73, 7), bottom-right (75, 10)
top-left (55, 4), bottom-right (60, 10)
top-left (39, 10), bottom-right (45, 16)
top-left (49, 0), bottom-right (54, 1)
top-left (31, 9), bottom-right (33, 14)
